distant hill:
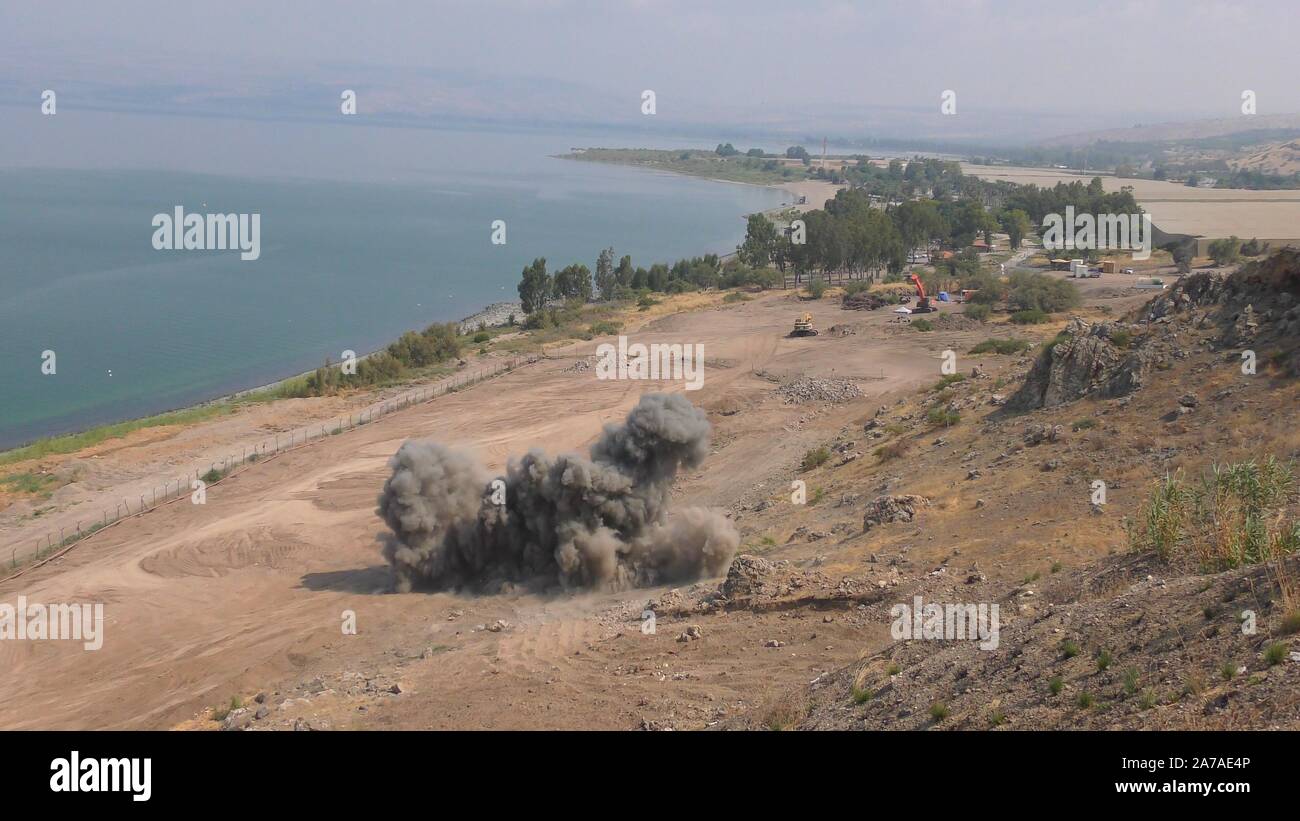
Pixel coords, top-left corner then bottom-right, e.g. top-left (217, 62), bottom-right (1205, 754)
top-left (1233, 139), bottom-right (1300, 176)
top-left (1042, 113), bottom-right (1300, 147)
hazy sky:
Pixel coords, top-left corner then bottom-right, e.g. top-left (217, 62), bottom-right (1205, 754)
top-left (4, 0), bottom-right (1298, 139)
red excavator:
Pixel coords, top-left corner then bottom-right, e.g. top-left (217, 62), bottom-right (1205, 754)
top-left (908, 273), bottom-right (938, 313)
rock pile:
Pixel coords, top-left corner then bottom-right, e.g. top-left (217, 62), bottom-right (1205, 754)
top-left (842, 292), bottom-right (887, 311)
top-left (861, 494), bottom-right (930, 531)
top-left (778, 376), bottom-right (864, 404)
top-left (718, 555), bottom-right (830, 603)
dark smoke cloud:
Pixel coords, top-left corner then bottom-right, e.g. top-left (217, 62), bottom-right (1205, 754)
top-left (377, 393), bottom-right (738, 593)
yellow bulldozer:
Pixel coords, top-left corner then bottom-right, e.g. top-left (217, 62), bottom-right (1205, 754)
top-left (791, 312), bottom-right (818, 337)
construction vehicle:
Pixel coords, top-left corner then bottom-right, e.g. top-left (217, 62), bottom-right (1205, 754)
top-left (907, 273), bottom-right (937, 313)
top-left (791, 312), bottom-right (818, 336)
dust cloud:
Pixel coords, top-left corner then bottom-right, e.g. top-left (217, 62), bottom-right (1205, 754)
top-left (377, 393), bottom-right (737, 593)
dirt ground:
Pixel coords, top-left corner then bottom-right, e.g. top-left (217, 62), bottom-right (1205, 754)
top-left (0, 286), bottom-right (946, 730)
top-left (8, 267), bottom-right (1281, 731)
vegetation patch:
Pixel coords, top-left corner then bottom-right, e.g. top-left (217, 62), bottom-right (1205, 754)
top-left (968, 337), bottom-right (1029, 355)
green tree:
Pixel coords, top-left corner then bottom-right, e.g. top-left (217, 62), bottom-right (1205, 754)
top-left (517, 257), bottom-right (550, 314)
top-left (553, 263), bottom-right (593, 301)
top-left (615, 254), bottom-right (634, 288)
top-left (1162, 240), bottom-right (1195, 274)
top-left (892, 199), bottom-right (945, 260)
top-left (1208, 236), bottom-right (1242, 266)
top-left (738, 213), bottom-right (780, 268)
top-left (647, 263), bottom-right (670, 292)
top-left (594, 247), bottom-right (617, 300)
top-left (998, 208), bottom-right (1032, 250)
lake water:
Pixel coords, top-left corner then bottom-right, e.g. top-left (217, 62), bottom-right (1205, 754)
top-left (0, 110), bottom-right (785, 448)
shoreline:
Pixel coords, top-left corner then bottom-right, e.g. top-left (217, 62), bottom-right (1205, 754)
top-left (0, 298), bottom-right (521, 462)
top-left (559, 150), bottom-right (841, 212)
top-left (3, 159), bottom-right (829, 457)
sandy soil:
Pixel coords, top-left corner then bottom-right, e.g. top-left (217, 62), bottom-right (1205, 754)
top-left (777, 180), bottom-right (843, 212)
top-left (0, 288), bottom-right (942, 729)
top-left (0, 364), bottom-right (512, 568)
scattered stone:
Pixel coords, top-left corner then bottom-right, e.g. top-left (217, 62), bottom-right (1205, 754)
top-left (1024, 423), bottom-right (1064, 446)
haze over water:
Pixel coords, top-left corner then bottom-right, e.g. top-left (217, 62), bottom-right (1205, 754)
top-left (0, 109), bottom-right (785, 448)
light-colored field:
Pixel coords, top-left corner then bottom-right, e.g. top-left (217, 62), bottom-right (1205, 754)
top-left (964, 163), bottom-right (1300, 240)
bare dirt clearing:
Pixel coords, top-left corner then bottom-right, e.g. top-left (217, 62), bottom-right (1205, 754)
top-left (0, 289), bottom-right (937, 729)
top-left (7, 265), bottom-right (1295, 732)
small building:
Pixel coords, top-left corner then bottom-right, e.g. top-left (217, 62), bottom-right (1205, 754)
top-left (1100, 260), bottom-right (1118, 274)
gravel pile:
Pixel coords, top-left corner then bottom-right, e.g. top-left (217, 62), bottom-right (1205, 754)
top-left (778, 376), bottom-right (864, 404)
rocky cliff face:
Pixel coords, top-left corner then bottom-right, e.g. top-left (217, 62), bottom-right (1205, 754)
top-left (1145, 249), bottom-right (1300, 371)
top-left (1008, 318), bottom-right (1155, 411)
top-left (1011, 249), bottom-right (1300, 411)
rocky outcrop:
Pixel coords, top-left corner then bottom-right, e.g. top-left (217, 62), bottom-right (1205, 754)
top-left (862, 494), bottom-right (930, 531)
top-left (1146, 249), bottom-right (1300, 358)
top-left (1007, 318), bottom-right (1154, 411)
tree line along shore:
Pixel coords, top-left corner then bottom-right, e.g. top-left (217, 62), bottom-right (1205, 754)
top-left (1, 153), bottom-right (1268, 470)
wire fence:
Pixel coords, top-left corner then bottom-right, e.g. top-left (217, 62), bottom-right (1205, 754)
top-left (782, 268), bottom-right (875, 288)
top-left (3, 354), bottom-right (539, 579)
